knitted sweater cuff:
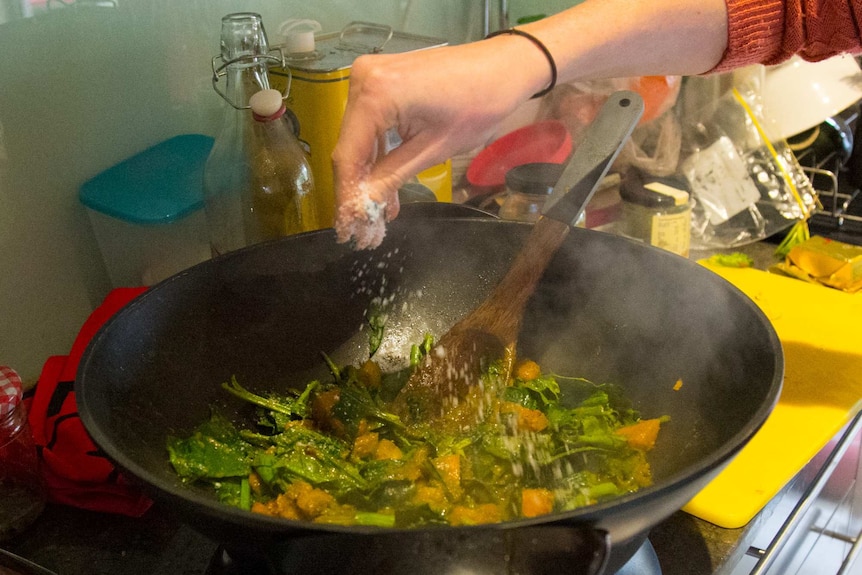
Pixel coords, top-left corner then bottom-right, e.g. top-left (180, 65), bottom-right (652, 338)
top-left (708, 0), bottom-right (787, 74)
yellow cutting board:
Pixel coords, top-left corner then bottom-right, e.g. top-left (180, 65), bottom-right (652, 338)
top-left (682, 263), bottom-right (862, 529)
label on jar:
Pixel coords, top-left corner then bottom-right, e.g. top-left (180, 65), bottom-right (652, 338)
top-left (650, 210), bottom-right (691, 257)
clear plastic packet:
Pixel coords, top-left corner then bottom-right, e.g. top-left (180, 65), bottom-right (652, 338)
top-left (677, 70), bottom-right (816, 249)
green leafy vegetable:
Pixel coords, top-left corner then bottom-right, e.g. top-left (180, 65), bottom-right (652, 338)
top-left (704, 252), bottom-right (755, 268)
top-left (168, 348), bottom-right (666, 527)
top-left (366, 303), bottom-right (387, 358)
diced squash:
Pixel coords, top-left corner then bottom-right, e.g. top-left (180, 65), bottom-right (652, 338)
top-left (517, 406), bottom-right (549, 432)
top-left (448, 503), bottom-right (504, 526)
top-left (374, 438), bottom-right (403, 461)
top-left (251, 500), bottom-right (277, 516)
top-left (615, 418), bottom-right (662, 450)
top-left (432, 454), bottom-right (463, 500)
top-left (295, 485), bottom-right (337, 518)
top-left (357, 359), bottom-right (382, 390)
top-left (501, 402), bottom-right (549, 432)
top-left (311, 389), bottom-right (343, 434)
top-left (413, 483), bottom-right (449, 512)
top-left (274, 493), bottom-right (302, 520)
top-left (514, 359), bottom-right (541, 381)
top-left (521, 488), bottom-right (555, 518)
top-left (352, 431), bottom-right (379, 459)
top-left (396, 445), bottom-right (430, 481)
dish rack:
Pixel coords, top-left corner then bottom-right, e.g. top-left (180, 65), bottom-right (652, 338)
top-left (804, 164), bottom-right (862, 236)
top-left (793, 107), bottom-right (862, 240)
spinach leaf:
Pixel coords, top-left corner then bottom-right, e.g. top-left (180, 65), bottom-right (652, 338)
top-left (167, 411), bottom-right (252, 481)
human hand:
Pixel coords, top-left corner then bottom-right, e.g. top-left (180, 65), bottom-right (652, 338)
top-left (332, 39), bottom-right (548, 249)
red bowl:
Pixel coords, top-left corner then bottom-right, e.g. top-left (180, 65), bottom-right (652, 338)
top-left (467, 120), bottom-right (572, 188)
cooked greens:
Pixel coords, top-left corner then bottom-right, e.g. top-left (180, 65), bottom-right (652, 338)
top-left (167, 341), bottom-right (667, 528)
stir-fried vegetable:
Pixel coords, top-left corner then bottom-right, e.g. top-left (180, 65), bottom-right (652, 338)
top-left (167, 336), bottom-right (668, 528)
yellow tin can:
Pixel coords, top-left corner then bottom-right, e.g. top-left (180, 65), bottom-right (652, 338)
top-left (270, 22), bottom-right (451, 229)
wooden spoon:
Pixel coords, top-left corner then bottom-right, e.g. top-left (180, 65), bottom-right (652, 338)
top-left (393, 91), bottom-right (644, 424)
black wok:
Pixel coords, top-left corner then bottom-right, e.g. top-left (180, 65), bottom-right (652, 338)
top-left (76, 211), bottom-right (782, 574)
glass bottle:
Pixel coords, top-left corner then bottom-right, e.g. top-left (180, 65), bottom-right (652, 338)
top-left (245, 89), bottom-right (318, 242)
top-left (0, 367), bottom-right (46, 541)
top-left (203, 12), bottom-right (318, 257)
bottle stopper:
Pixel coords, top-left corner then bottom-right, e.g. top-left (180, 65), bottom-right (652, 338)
top-left (249, 89), bottom-right (285, 120)
top-left (278, 18), bottom-right (321, 54)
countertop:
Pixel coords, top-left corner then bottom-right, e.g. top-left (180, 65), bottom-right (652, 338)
top-left (0, 241), bottom-right (845, 575)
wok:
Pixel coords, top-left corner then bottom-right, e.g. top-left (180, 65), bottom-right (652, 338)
top-left (77, 209), bottom-right (783, 574)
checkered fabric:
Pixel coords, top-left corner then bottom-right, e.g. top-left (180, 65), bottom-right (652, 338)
top-left (0, 365), bottom-right (22, 417)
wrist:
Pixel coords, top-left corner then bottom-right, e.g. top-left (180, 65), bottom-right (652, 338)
top-left (481, 31), bottom-right (558, 102)
top-left (485, 29), bottom-right (557, 98)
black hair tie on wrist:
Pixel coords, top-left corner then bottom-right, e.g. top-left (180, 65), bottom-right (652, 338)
top-left (485, 28), bottom-right (558, 99)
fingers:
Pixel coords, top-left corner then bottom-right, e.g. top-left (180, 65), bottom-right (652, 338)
top-left (331, 43), bottom-right (527, 249)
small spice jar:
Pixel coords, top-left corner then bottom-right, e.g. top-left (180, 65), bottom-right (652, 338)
top-left (620, 171), bottom-right (693, 257)
top-left (499, 163), bottom-right (585, 226)
top-left (0, 366), bottom-right (46, 541)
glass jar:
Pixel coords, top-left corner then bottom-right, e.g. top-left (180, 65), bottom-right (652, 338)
top-left (0, 367), bottom-right (46, 541)
top-left (620, 172), bottom-right (693, 257)
top-left (499, 163), bottom-right (585, 226)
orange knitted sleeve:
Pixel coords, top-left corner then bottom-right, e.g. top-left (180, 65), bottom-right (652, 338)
top-left (712, 0), bottom-right (862, 73)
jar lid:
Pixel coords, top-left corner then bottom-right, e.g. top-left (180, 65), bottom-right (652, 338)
top-left (504, 162), bottom-right (565, 196)
top-left (0, 366), bottom-right (22, 417)
top-left (79, 134), bottom-right (214, 225)
top-left (620, 171), bottom-right (690, 208)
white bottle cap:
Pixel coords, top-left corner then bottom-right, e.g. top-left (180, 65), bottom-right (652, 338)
top-left (278, 19), bottom-right (321, 54)
top-left (249, 89), bottom-right (284, 118)
top-left (284, 30), bottom-right (315, 53)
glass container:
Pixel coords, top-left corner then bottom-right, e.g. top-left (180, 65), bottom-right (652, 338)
top-left (203, 13), bottom-right (319, 257)
top-left (620, 172), bottom-right (693, 257)
top-left (499, 162), bottom-right (585, 226)
top-left (0, 367), bottom-right (46, 541)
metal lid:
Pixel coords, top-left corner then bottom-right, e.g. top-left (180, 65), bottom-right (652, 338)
top-left (504, 162), bottom-right (564, 196)
top-left (284, 22), bottom-right (446, 73)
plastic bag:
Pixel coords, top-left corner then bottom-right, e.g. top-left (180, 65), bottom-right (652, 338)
top-left (677, 70), bottom-right (816, 249)
top-left (538, 76), bottom-right (683, 176)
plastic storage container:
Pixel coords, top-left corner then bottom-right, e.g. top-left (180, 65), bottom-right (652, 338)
top-left (79, 134), bottom-right (214, 287)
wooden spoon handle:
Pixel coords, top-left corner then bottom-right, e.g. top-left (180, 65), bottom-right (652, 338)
top-left (456, 217), bottom-right (570, 345)
top-left (458, 91), bottom-right (646, 344)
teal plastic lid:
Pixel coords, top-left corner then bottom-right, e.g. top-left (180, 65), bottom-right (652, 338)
top-left (79, 134), bottom-right (214, 225)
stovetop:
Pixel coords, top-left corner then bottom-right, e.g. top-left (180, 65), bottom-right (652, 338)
top-left (204, 532), bottom-right (662, 575)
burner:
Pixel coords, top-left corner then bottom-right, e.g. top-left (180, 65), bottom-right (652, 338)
top-left (205, 530), bottom-right (661, 575)
top-left (616, 539), bottom-right (662, 575)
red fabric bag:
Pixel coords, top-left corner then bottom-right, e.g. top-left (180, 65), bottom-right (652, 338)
top-left (26, 287), bottom-right (152, 517)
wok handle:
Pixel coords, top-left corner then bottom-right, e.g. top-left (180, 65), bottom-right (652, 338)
top-left (542, 90), bottom-right (643, 227)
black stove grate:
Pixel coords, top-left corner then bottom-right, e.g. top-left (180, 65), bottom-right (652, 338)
top-left (204, 536), bottom-right (662, 575)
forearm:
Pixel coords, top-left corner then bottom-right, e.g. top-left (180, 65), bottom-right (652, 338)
top-left (509, 0), bottom-right (729, 92)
